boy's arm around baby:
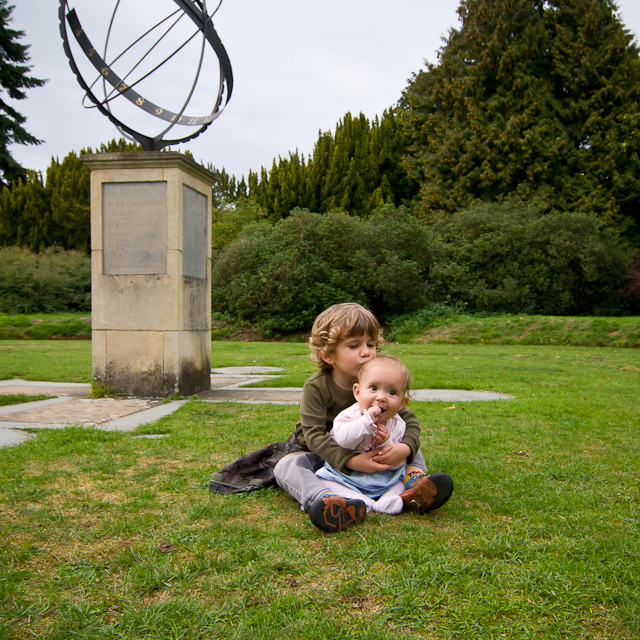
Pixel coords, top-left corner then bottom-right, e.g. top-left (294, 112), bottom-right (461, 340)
top-left (296, 377), bottom-right (360, 473)
top-left (395, 407), bottom-right (421, 461)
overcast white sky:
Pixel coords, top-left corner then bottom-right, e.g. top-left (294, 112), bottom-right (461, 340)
top-left (8, 0), bottom-right (640, 180)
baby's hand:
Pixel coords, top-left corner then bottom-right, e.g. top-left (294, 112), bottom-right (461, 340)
top-left (367, 406), bottom-right (382, 422)
top-left (373, 422), bottom-right (390, 447)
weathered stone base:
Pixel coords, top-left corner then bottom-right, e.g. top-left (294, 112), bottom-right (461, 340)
top-left (93, 329), bottom-right (211, 397)
top-left (85, 152), bottom-right (215, 399)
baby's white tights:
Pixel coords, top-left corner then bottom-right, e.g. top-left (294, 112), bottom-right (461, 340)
top-left (322, 480), bottom-right (405, 515)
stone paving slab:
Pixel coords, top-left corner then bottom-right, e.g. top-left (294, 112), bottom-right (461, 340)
top-left (0, 374), bottom-right (279, 396)
top-left (211, 374), bottom-right (283, 388)
top-left (211, 367), bottom-right (284, 375)
top-left (0, 372), bottom-right (515, 449)
top-left (411, 389), bottom-right (514, 402)
top-left (99, 400), bottom-right (188, 431)
top-left (197, 387), bottom-right (303, 405)
top-left (1, 397), bottom-right (161, 426)
top-left (209, 375), bottom-right (251, 389)
top-left (196, 387), bottom-right (515, 404)
top-left (0, 427), bottom-right (34, 447)
top-left (0, 397), bottom-right (188, 446)
top-left (0, 379), bottom-right (91, 397)
top-left (0, 396), bottom-right (71, 417)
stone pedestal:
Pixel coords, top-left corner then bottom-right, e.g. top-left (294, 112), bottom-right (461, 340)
top-left (83, 152), bottom-right (214, 397)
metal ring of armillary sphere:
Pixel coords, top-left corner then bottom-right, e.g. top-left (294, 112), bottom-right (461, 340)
top-left (59, 0), bottom-right (233, 151)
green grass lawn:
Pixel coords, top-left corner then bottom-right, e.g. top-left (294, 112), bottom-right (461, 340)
top-left (0, 340), bottom-right (639, 638)
top-left (0, 341), bottom-right (92, 383)
top-left (0, 394), bottom-right (53, 406)
top-left (416, 314), bottom-right (640, 348)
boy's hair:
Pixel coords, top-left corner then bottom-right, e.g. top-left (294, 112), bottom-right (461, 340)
top-left (309, 303), bottom-right (383, 370)
top-left (358, 355), bottom-right (411, 395)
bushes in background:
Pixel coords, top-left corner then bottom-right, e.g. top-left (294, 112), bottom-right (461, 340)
top-left (1, 204), bottom-right (634, 331)
top-left (211, 206), bottom-right (434, 335)
top-left (211, 203), bottom-right (636, 335)
top-left (429, 203), bottom-right (634, 315)
top-left (0, 247), bottom-right (91, 313)
top-left (623, 253), bottom-right (640, 305)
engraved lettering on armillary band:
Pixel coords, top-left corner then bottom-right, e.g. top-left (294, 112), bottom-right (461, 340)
top-left (59, 0), bottom-right (233, 150)
top-left (66, 9), bottom-right (215, 126)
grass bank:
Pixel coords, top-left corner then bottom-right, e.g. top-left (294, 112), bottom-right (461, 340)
top-left (416, 314), bottom-right (640, 347)
top-left (0, 313), bottom-right (91, 340)
top-left (1, 341), bottom-right (639, 638)
top-left (2, 312), bottom-right (640, 348)
top-left (385, 309), bottom-right (640, 348)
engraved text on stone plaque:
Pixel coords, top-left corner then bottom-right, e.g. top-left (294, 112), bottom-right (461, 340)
top-left (182, 184), bottom-right (207, 279)
top-left (103, 182), bottom-right (167, 275)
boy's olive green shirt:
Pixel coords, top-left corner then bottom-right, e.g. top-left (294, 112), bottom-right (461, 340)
top-left (295, 369), bottom-right (421, 473)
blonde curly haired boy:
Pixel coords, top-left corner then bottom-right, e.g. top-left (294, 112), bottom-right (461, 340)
top-left (274, 302), bottom-right (453, 532)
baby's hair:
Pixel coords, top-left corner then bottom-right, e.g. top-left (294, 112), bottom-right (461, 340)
top-left (309, 303), bottom-right (383, 370)
top-left (358, 355), bottom-right (411, 395)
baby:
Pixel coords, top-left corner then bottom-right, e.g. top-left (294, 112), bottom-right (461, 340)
top-left (316, 355), bottom-right (411, 514)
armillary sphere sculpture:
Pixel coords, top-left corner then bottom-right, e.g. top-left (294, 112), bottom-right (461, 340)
top-left (59, 0), bottom-right (233, 151)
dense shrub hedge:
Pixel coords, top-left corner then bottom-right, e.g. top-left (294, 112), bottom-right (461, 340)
top-left (0, 247), bottom-right (91, 313)
top-left (1, 204), bottom-right (634, 328)
top-left (211, 203), bottom-right (636, 334)
top-left (211, 207), bottom-right (434, 335)
top-left (428, 203), bottom-right (634, 315)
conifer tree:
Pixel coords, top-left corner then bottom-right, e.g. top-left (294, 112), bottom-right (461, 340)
top-left (403, 0), bottom-right (640, 238)
top-left (0, 0), bottom-right (46, 187)
top-left (209, 166), bottom-right (243, 210)
top-left (45, 152), bottom-right (90, 251)
top-left (248, 109), bottom-right (415, 219)
top-left (93, 139), bottom-right (142, 154)
top-left (0, 138), bottom-right (139, 252)
top-left (0, 169), bottom-right (47, 249)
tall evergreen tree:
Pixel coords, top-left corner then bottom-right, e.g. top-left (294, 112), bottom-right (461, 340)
top-left (0, 0), bottom-right (46, 187)
top-left (403, 0), bottom-right (640, 238)
top-left (249, 110), bottom-right (415, 219)
top-left (0, 139), bottom-right (138, 252)
top-left (207, 165), bottom-right (247, 211)
top-left (0, 168), bottom-right (47, 249)
top-left (45, 152), bottom-right (90, 251)
top-left (0, 154), bottom-right (90, 253)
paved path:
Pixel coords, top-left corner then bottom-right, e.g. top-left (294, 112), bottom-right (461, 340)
top-left (0, 367), bottom-right (514, 448)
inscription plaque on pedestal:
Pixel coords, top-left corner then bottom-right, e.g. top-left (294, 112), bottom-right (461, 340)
top-left (103, 182), bottom-right (167, 275)
top-left (182, 185), bottom-right (207, 279)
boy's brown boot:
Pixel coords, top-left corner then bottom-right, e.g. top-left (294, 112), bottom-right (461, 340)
top-left (308, 495), bottom-right (366, 532)
top-left (400, 472), bottom-right (453, 513)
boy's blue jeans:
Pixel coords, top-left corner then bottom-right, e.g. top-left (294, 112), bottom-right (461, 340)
top-left (274, 449), bottom-right (427, 511)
